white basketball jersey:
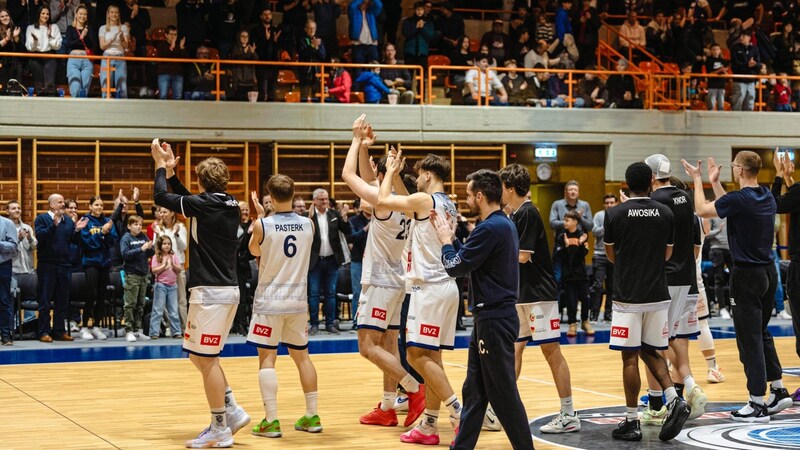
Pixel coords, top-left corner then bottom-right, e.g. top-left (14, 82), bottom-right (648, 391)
top-left (362, 210), bottom-right (409, 289)
top-left (253, 212), bottom-right (313, 315)
top-left (406, 192), bottom-right (457, 286)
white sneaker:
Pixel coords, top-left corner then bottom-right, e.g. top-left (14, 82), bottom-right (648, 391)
top-left (707, 365), bottom-right (726, 383)
top-left (394, 393), bottom-right (409, 413)
top-left (686, 385), bottom-right (708, 420)
top-left (720, 308), bottom-right (731, 319)
top-left (90, 328), bottom-right (107, 340)
top-left (185, 426), bottom-right (233, 448)
top-left (539, 411), bottom-right (581, 433)
top-left (778, 310), bottom-right (793, 320)
top-left (80, 327), bottom-right (94, 340)
top-left (70, 321), bottom-right (80, 332)
top-left (125, 331), bottom-right (137, 342)
top-left (482, 405), bottom-right (502, 431)
top-left (226, 406), bottom-right (251, 435)
top-left (137, 333), bottom-right (151, 341)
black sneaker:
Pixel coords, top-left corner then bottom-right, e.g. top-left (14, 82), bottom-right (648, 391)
top-left (767, 388), bottom-right (793, 415)
top-left (731, 401), bottom-right (769, 423)
top-left (659, 398), bottom-right (691, 441)
top-left (1, 336), bottom-right (12, 346)
top-left (612, 419), bottom-right (642, 441)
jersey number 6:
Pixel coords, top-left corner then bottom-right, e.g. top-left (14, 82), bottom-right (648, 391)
top-left (284, 235), bottom-right (297, 257)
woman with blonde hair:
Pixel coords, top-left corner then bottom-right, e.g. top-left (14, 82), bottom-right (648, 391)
top-left (98, 4), bottom-right (128, 98)
top-left (153, 206), bottom-right (188, 328)
top-left (65, 5), bottom-right (95, 98)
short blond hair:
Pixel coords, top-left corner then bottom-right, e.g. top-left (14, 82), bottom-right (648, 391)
top-left (267, 174), bottom-right (295, 203)
top-left (735, 150), bottom-right (762, 177)
top-left (196, 157), bottom-right (230, 193)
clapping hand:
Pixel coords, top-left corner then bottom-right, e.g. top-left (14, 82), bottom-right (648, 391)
top-left (707, 158), bottom-right (720, 184)
top-left (352, 113), bottom-right (368, 140)
top-left (101, 221), bottom-right (113, 234)
top-left (430, 209), bottom-right (455, 245)
top-left (251, 190), bottom-right (266, 218)
top-left (681, 159), bottom-right (703, 180)
top-left (75, 217), bottom-right (89, 231)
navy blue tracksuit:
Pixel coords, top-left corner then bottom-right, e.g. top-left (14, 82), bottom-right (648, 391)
top-left (441, 210), bottom-right (533, 450)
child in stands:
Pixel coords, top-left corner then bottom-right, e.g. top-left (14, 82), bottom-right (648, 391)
top-left (149, 235), bottom-right (182, 339)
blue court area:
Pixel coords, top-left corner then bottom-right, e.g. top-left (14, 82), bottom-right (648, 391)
top-left (1, 320), bottom-right (795, 366)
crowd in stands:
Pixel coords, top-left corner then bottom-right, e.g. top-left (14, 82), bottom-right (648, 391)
top-left (1, 0), bottom-right (800, 109)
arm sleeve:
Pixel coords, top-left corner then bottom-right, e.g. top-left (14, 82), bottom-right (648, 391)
top-left (603, 211), bottom-right (614, 245)
top-left (592, 213), bottom-right (604, 239)
top-left (713, 191), bottom-right (735, 219)
top-left (25, 26), bottom-right (35, 51)
top-left (549, 202), bottom-right (563, 230)
top-left (175, 224), bottom-right (188, 254)
top-left (580, 203), bottom-right (594, 231)
top-left (517, 209), bottom-right (537, 253)
top-left (772, 178), bottom-right (800, 214)
top-left (0, 222), bottom-right (18, 258)
top-left (440, 225), bottom-right (494, 278)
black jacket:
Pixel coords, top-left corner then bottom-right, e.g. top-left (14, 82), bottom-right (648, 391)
top-left (309, 208), bottom-right (352, 269)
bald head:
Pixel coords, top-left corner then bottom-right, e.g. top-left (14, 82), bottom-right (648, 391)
top-left (48, 193), bottom-right (65, 213)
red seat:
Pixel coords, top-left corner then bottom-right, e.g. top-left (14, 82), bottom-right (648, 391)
top-left (207, 48), bottom-right (220, 59)
top-left (661, 62), bottom-right (680, 74)
top-left (427, 55), bottom-right (451, 67)
top-left (277, 70), bottom-right (299, 85)
top-left (151, 28), bottom-right (166, 42)
top-left (638, 61), bottom-right (661, 73)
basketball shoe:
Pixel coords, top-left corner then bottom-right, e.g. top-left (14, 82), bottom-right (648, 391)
top-left (360, 404), bottom-right (399, 426)
top-left (482, 405), bottom-right (501, 431)
top-left (659, 397), bottom-right (691, 441)
top-left (252, 419), bottom-right (282, 438)
top-left (185, 425), bottom-right (233, 448)
top-left (294, 415), bottom-right (323, 433)
top-left (539, 411), bottom-right (581, 433)
top-left (403, 385), bottom-right (426, 427)
top-left (766, 387), bottom-right (792, 415)
top-left (394, 393), bottom-right (409, 413)
top-left (707, 366), bottom-right (725, 383)
top-left (612, 419), bottom-right (641, 441)
top-left (791, 387), bottom-right (800, 405)
top-left (731, 401), bottom-right (769, 423)
top-left (226, 406), bottom-right (250, 435)
top-left (400, 426), bottom-right (439, 445)
top-left (640, 406), bottom-right (666, 426)
top-left (686, 386), bottom-right (708, 420)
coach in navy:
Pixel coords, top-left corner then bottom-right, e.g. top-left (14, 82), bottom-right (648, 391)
top-left (433, 169), bottom-right (533, 450)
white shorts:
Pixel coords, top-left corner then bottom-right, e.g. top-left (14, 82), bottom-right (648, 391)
top-left (667, 285), bottom-right (692, 339)
top-left (676, 293), bottom-right (700, 338)
top-left (516, 302), bottom-right (561, 345)
top-left (183, 303), bottom-right (237, 357)
top-left (406, 281), bottom-right (459, 351)
top-left (356, 285), bottom-right (405, 332)
top-left (246, 313), bottom-right (308, 350)
top-left (609, 303), bottom-right (669, 351)
top-left (695, 287), bottom-right (710, 320)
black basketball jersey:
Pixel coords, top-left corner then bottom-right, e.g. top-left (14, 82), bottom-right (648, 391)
top-left (511, 201), bottom-right (558, 303)
top-left (651, 186), bottom-right (697, 286)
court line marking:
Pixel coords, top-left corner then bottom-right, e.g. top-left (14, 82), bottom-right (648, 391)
top-left (443, 361), bottom-right (626, 400)
top-left (0, 376), bottom-right (121, 449)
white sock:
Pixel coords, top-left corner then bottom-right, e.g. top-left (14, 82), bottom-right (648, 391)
top-left (664, 387), bottom-right (678, 403)
top-left (224, 387), bottom-right (238, 413)
top-left (750, 394), bottom-right (764, 405)
top-left (211, 408), bottom-right (227, 430)
top-left (305, 391), bottom-right (318, 417)
top-left (381, 391), bottom-right (396, 411)
top-left (400, 374), bottom-right (420, 393)
top-left (738, 402), bottom-right (755, 415)
top-left (419, 409), bottom-right (438, 433)
top-left (560, 396), bottom-right (574, 415)
top-left (771, 379), bottom-right (785, 389)
top-left (445, 394), bottom-right (462, 419)
top-left (684, 375), bottom-right (696, 393)
top-left (258, 368), bottom-right (278, 422)
top-left (626, 406), bottom-right (638, 421)
top-left (705, 355), bottom-right (717, 370)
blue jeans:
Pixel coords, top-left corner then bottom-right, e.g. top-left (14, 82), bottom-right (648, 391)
top-left (731, 82), bottom-right (754, 111)
top-left (774, 250), bottom-right (785, 312)
top-left (351, 44), bottom-right (379, 65)
top-left (67, 57), bottom-right (92, 98)
top-left (100, 58), bottom-right (127, 98)
top-left (350, 261), bottom-right (362, 320)
top-left (0, 261), bottom-right (12, 339)
top-left (308, 256), bottom-right (338, 328)
top-left (150, 282), bottom-right (181, 337)
top-left (158, 74), bottom-right (184, 100)
top-left (775, 103), bottom-right (792, 112)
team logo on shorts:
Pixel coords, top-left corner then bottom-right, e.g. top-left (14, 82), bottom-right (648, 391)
top-left (688, 312), bottom-right (698, 325)
top-left (611, 326), bottom-right (629, 339)
top-left (253, 324), bottom-right (272, 338)
top-left (200, 334), bottom-right (221, 346)
top-left (550, 319), bottom-right (560, 330)
top-left (531, 403), bottom-right (800, 449)
top-left (420, 324), bottom-right (440, 338)
top-left (371, 308), bottom-right (387, 321)
top-left (662, 322), bottom-right (670, 339)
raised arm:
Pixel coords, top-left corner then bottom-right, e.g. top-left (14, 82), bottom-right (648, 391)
top-left (342, 114), bottom-right (380, 205)
top-left (682, 158), bottom-right (719, 219)
top-left (376, 149), bottom-right (431, 216)
top-left (249, 218), bottom-right (263, 257)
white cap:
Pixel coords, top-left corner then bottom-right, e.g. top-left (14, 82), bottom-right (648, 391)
top-left (645, 154), bottom-right (671, 179)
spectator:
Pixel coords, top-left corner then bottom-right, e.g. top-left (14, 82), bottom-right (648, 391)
top-left (146, 205), bottom-right (162, 240)
top-left (434, 2), bottom-right (464, 56)
top-left (549, 181), bottom-right (593, 285)
top-left (109, 188), bottom-right (144, 269)
top-left (307, 188), bottom-right (351, 335)
top-left (463, 53), bottom-right (509, 106)
top-left (590, 193), bottom-right (616, 322)
top-left (477, 43), bottom-right (498, 67)
top-left (120, 0), bottom-right (150, 58)
top-left (35, 194), bottom-right (88, 342)
top-left (730, 31), bottom-right (761, 111)
top-left (79, 196), bottom-right (117, 341)
top-left (715, 0), bottom-right (763, 24)
top-left (705, 43), bottom-right (728, 111)
top-left (230, 29), bottom-right (258, 101)
top-left (347, 197), bottom-right (369, 322)
top-left (526, 63), bottom-right (552, 107)
top-left (510, 27), bottom-right (532, 66)
top-left (524, 39), bottom-right (559, 78)
top-left (707, 217), bottom-right (731, 318)
top-left (356, 61), bottom-right (393, 103)
top-left (546, 63), bottom-right (570, 107)
top-left (210, 0), bottom-right (242, 59)
top-left (251, 8), bottom-right (279, 101)
top-left (772, 73), bottom-right (792, 111)
top-left (49, 0), bottom-right (77, 47)
top-left (327, 56), bottom-right (352, 102)
top-left (297, 19), bottom-right (326, 100)
top-left (98, 5), bottom-right (129, 98)
top-left (555, 0), bottom-right (573, 44)
top-left (0, 9), bottom-right (22, 94)
top-left (481, 18), bottom-right (511, 65)
top-left (500, 59), bottom-right (530, 106)
top-left (149, 235), bottom-right (183, 339)
top-left (574, 65), bottom-right (607, 107)
top-left (0, 214), bottom-right (16, 346)
top-left (311, 0), bottom-right (341, 61)
top-left (667, 8), bottom-right (692, 66)
top-left (535, 11), bottom-right (555, 44)
top-left (279, 0), bottom-right (311, 56)
top-left (380, 42), bottom-right (415, 104)
top-left (26, 5), bottom-right (62, 96)
top-left (232, 199), bottom-right (256, 335)
top-left (120, 214), bottom-right (154, 342)
top-left (261, 194), bottom-right (273, 213)
top-left (773, 22), bottom-right (795, 75)
top-left (402, 1), bottom-right (435, 72)
top-left (619, 10), bottom-right (646, 61)
top-left (646, 10), bottom-right (668, 60)
top-left (175, 0), bottom-right (210, 58)
top-left (293, 196), bottom-right (307, 216)
top-left (574, 0), bottom-right (600, 69)
top-left (187, 46), bottom-right (218, 100)
top-left (7, 200), bottom-right (36, 328)
top-left (348, 0), bottom-right (383, 65)
top-left (156, 25), bottom-right (188, 100)
top-left (152, 206), bottom-right (188, 329)
top-left (65, 5), bottom-right (95, 98)
top-left (606, 58), bottom-right (643, 108)
top-left (559, 210), bottom-right (592, 337)
top-left (64, 198), bottom-right (83, 331)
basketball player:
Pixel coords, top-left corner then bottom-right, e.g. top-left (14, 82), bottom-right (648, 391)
top-left (684, 153), bottom-right (792, 421)
top-left (151, 140), bottom-right (250, 448)
top-left (341, 115), bottom-right (426, 428)
top-left (692, 213), bottom-right (726, 383)
top-left (247, 174), bottom-right (323, 438)
top-left (604, 162), bottom-right (691, 442)
top-left (377, 150), bottom-right (463, 445)
top-left (433, 169), bottom-right (534, 450)
top-left (498, 163), bottom-right (579, 434)
top-left (641, 154), bottom-right (708, 425)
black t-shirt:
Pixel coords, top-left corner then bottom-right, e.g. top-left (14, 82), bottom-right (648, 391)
top-left (651, 186), bottom-right (698, 286)
top-left (725, 0), bottom-right (758, 21)
top-left (715, 186), bottom-right (776, 265)
top-left (604, 197), bottom-right (675, 304)
top-left (561, 229), bottom-right (589, 282)
top-left (705, 56), bottom-right (728, 89)
top-left (512, 201), bottom-right (558, 303)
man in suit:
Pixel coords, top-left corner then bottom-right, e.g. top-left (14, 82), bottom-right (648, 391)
top-left (34, 193), bottom-right (88, 342)
top-left (308, 188), bottom-right (351, 335)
